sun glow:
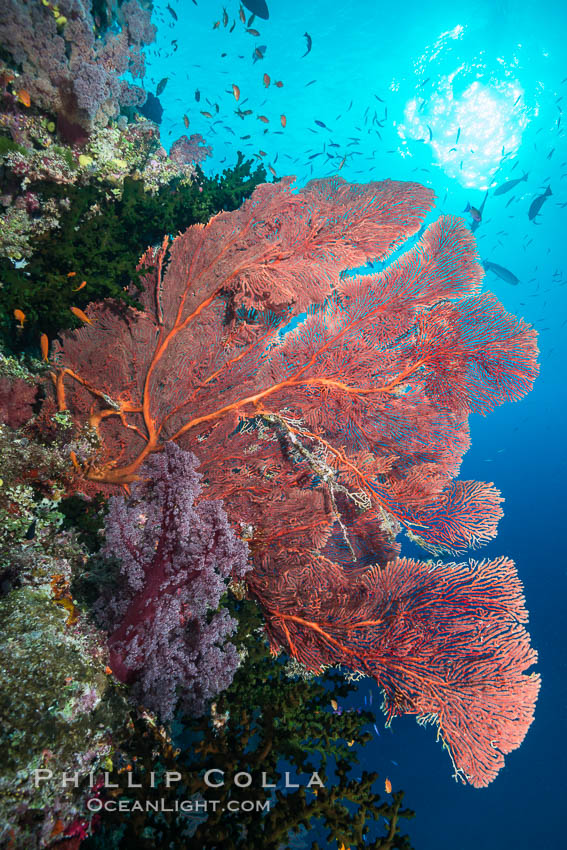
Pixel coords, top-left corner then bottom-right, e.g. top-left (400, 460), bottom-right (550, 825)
top-left (397, 26), bottom-right (529, 189)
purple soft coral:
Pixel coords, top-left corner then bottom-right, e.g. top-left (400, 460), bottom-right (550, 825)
top-left (169, 134), bottom-right (213, 166)
top-left (0, 0), bottom-right (156, 133)
top-left (96, 443), bottom-right (250, 720)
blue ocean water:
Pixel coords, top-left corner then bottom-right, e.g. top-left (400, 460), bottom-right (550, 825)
top-left (140, 1), bottom-right (566, 847)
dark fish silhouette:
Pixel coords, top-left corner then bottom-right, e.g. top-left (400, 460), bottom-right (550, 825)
top-left (528, 186), bottom-right (552, 221)
top-left (252, 45), bottom-right (267, 63)
top-left (156, 77), bottom-right (169, 96)
top-left (470, 191), bottom-right (489, 232)
top-left (195, 89), bottom-right (200, 101)
top-left (302, 32), bottom-right (312, 57)
top-left (242, 0), bottom-right (269, 19)
top-left (493, 172), bottom-right (528, 195)
top-left (483, 260), bottom-right (520, 286)
top-left (166, 4), bottom-right (177, 20)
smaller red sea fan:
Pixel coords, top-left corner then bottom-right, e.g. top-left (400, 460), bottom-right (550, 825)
top-left (255, 554), bottom-right (539, 787)
top-left (0, 375), bottom-right (37, 428)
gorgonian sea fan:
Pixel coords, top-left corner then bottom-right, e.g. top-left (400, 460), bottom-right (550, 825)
top-left (47, 176), bottom-right (539, 783)
top-left (95, 442), bottom-right (250, 720)
top-left (253, 553), bottom-right (540, 788)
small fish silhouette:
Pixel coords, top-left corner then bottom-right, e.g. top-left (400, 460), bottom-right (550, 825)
top-left (483, 260), bottom-right (520, 286)
top-left (528, 186), bottom-right (552, 221)
top-left (156, 77), bottom-right (168, 96)
top-left (493, 172), bottom-right (528, 195)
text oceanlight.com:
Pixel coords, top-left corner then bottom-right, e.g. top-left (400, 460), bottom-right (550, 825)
top-left (86, 798), bottom-right (271, 813)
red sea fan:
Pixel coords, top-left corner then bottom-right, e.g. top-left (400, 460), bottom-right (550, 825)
top-left (253, 554), bottom-right (539, 788)
top-left (47, 176), bottom-right (539, 781)
top-left (0, 374), bottom-right (37, 428)
top-left (48, 177), bottom-right (537, 556)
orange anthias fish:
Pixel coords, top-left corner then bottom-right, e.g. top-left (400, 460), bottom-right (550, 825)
top-left (183, 114), bottom-right (190, 128)
top-left (70, 306), bottom-right (92, 325)
top-left (67, 271), bottom-right (76, 277)
top-left (385, 777), bottom-right (392, 794)
top-left (263, 73), bottom-right (270, 87)
top-left (232, 83), bottom-right (240, 101)
top-left (268, 165), bottom-right (276, 177)
top-left (40, 333), bottom-right (49, 362)
top-left (17, 89), bottom-right (31, 107)
top-left (257, 115), bottom-right (269, 123)
top-left (274, 80), bottom-right (284, 88)
top-left (50, 820), bottom-right (65, 838)
top-left (280, 114), bottom-right (287, 128)
top-left (73, 280), bottom-right (87, 292)
top-left (13, 308), bottom-right (26, 328)
top-left (239, 5), bottom-right (246, 23)
top-left (201, 110), bottom-right (213, 119)
top-left (330, 699), bottom-right (338, 710)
